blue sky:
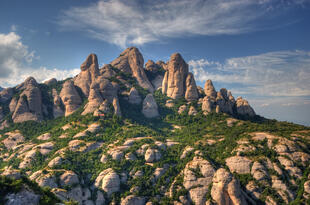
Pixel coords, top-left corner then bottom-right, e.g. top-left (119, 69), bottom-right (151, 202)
top-left (0, 0), bottom-right (310, 126)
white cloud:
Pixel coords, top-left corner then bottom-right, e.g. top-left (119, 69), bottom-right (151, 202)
top-left (57, 0), bottom-right (307, 47)
top-left (0, 32), bottom-right (79, 88)
top-left (189, 50), bottom-right (310, 97)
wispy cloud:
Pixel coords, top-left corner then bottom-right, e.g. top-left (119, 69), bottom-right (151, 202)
top-left (0, 32), bottom-right (79, 87)
top-left (189, 50), bottom-right (310, 97)
top-left (57, 0), bottom-right (307, 47)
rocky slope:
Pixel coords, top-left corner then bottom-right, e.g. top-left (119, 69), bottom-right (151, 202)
top-left (0, 47), bottom-right (309, 205)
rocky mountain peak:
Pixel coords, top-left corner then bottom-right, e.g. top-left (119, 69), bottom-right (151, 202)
top-left (74, 53), bottom-right (99, 97)
top-left (111, 47), bottom-right (154, 92)
top-left (204, 79), bottom-right (217, 99)
top-left (60, 80), bottom-right (82, 116)
top-left (162, 52), bottom-right (198, 101)
top-left (16, 76), bottom-right (38, 91)
top-left (44, 78), bottom-right (57, 86)
top-left (169, 53), bottom-right (186, 65)
top-left (145, 60), bottom-right (160, 73)
top-left (80, 53), bottom-right (99, 72)
top-left (12, 77), bottom-right (43, 123)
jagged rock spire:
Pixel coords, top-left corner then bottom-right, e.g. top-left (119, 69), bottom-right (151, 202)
top-left (74, 53), bottom-right (99, 97)
top-left (162, 53), bottom-right (198, 101)
top-left (111, 47), bottom-right (154, 92)
top-left (204, 79), bottom-right (217, 99)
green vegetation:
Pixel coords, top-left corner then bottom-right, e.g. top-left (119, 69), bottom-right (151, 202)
top-left (0, 176), bottom-right (60, 205)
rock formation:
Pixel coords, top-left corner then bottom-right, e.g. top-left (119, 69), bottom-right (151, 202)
top-left (121, 195), bottom-right (145, 205)
top-left (111, 47), bottom-right (154, 92)
top-left (236, 97), bottom-right (256, 117)
top-left (74, 53), bottom-right (99, 97)
top-left (52, 89), bottom-right (64, 118)
top-left (182, 156), bottom-right (215, 204)
top-left (204, 80), bottom-right (217, 99)
top-left (44, 78), bottom-right (57, 86)
top-left (145, 60), bottom-right (160, 73)
top-left (162, 53), bottom-right (198, 101)
top-left (185, 73), bottom-right (199, 101)
top-left (211, 168), bottom-right (247, 205)
top-left (128, 87), bottom-right (142, 105)
top-left (0, 87), bottom-right (13, 103)
top-left (113, 97), bottom-right (122, 116)
top-left (142, 94), bottom-right (159, 118)
top-left (201, 79), bottom-right (256, 117)
top-left (100, 64), bottom-right (116, 78)
top-left (12, 77), bottom-right (43, 123)
top-left (95, 168), bottom-right (120, 196)
top-left (216, 88), bottom-right (234, 114)
top-left (60, 80), bottom-right (82, 116)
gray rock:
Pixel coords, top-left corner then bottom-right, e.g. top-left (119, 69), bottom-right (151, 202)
top-left (225, 156), bottom-right (252, 174)
top-left (145, 148), bottom-right (161, 163)
top-left (120, 195), bottom-right (146, 205)
top-left (142, 94), bottom-right (159, 118)
top-left (128, 87), bottom-right (142, 104)
top-left (5, 189), bottom-right (40, 205)
top-left (211, 168), bottom-right (247, 205)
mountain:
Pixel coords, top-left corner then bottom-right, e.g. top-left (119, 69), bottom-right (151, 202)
top-left (0, 47), bottom-right (309, 205)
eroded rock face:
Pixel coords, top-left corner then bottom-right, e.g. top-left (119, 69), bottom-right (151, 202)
top-left (48, 156), bottom-right (63, 168)
top-left (201, 96), bottom-right (214, 114)
top-left (185, 73), bottom-right (199, 101)
top-left (204, 80), bottom-right (217, 99)
top-left (128, 87), bottom-right (142, 104)
top-left (74, 53), bottom-right (99, 97)
top-left (200, 79), bottom-right (256, 117)
top-left (83, 76), bottom-right (119, 115)
top-left (183, 157), bottom-right (215, 205)
top-left (60, 80), bottom-right (82, 116)
top-left (100, 64), bottom-right (116, 78)
top-left (211, 168), bottom-right (247, 205)
top-left (2, 131), bottom-right (24, 150)
top-left (0, 88), bottom-right (14, 103)
top-left (145, 148), bottom-right (161, 163)
top-left (236, 97), bottom-right (256, 117)
top-left (120, 195), bottom-right (145, 205)
top-left (225, 156), bottom-right (252, 174)
top-left (271, 176), bottom-right (294, 203)
top-left (12, 77), bottom-right (43, 123)
top-left (162, 53), bottom-right (198, 101)
top-left (113, 97), bottom-right (122, 116)
top-left (30, 171), bottom-right (58, 189)
top-left (216, 88), bottom-right (234, 114)
top-left (142, 94), bottom-right (159, 118)
top-left (95, 168), bottom-right (120, 196)
top-left (60, 171), bottom-right (79, 187)
top-left (44, 78), bottom-right (57, 86)
top-left (251, 161), bottom-right (269, 181)
top-left (82, 86), bottom-right (103, 115)
top-left (52, 89), bottom-right (64, 118)
top-left (145, 60), bottom-right (160, 73)
top-left (5, 189), bottom-right (40, 205)
top-left (111, 47), bottom-right (154, 92)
